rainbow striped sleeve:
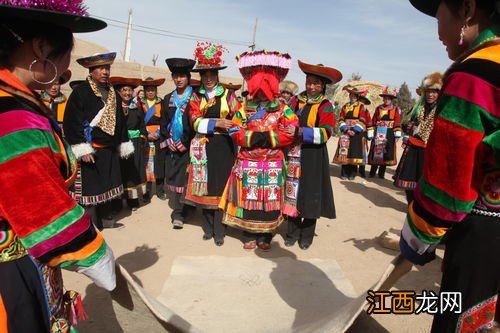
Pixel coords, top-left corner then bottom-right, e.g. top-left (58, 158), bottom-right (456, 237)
top-left (302, 101), bottom-right (335, 144)
top-left (0, 109), bottom-right (113, 281)
top-left (400, 45), bottom-right (500, 265)
top-left (188, 93), bottom-right (216, 134)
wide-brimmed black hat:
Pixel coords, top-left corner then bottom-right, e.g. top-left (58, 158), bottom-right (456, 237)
top-left (110, 76), bottom-right (142, 90)
top-left (408, 0), bottom-right (439, 17)
top-left (58, 69), bottom-right (71, 85)
top-left (69, 80), bottom-right (86, 90)
top-left (165, 58), bottom-right (196, 74)
top-left (0, 2), bottom-right (107, 33)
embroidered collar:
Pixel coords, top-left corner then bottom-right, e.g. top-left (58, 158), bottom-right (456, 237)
top-left (297, 91), bottom-right (325, 104)
top-left (198, 84), bottom-right (224, 97)
top-left (41, 92), bottom-right (66, 104)
top-left (141, 96), bottom-right (162, 105)
top-left (0, 68), bottom-right (35, 97)
top-left (0, 68), bottom-right (49, 115)
top-left (472, 24), bottom-right (500, 48)
top-left (123, 100), bottom-right (138, 110)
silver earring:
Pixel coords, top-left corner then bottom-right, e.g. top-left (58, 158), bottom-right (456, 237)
top-left (29, 58), bottom-right (58, 85)
top-left (459, 24), bottom-right (467, 46)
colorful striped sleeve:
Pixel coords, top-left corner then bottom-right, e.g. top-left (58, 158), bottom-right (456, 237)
top-left (0, 109), bottom-right (115, 290)
top-left (337, 104), bottom-right (348, 132)
top-left (188, 93), bottom-right (216, 134)
top-left (301, 100), bottom-right (335, 144)
top-left (400, 50), bottom-right (500, 265)
top-left (393, 107), bottom-right (402, 137)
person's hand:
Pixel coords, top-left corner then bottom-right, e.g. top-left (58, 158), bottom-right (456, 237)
top-left (285, 125), bottom-right (296, 136)
top-left (148, 133), bottom-right (159, 141)
top-left (347, 130), bottom-right (355, 137)
top-left (81, 154), bottom-right (95, 164)
top-left (215, 119), bottom-right (233, 131)
top-left (168, 139), bottom-right (177, 152)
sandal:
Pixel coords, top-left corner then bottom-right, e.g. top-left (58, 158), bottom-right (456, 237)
top-left (243, 240), bottom-right (257, 250)
top-left (257, 241), bottom-right (271, 251)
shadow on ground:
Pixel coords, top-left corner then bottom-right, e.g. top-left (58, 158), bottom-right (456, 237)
top-left (77, 245), bottom-right (162, 332)
top-left (340, 181), bottom-right (407, 213)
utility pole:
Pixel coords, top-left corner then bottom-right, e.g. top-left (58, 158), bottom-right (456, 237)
top-left (242, 18), bottom-right (259, 93)
top-left (123, 9), bottom-right (132, 61)
top-left (250, 17), bottom-right (258, 51)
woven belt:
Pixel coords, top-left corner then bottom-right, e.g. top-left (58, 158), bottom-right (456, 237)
top-left (471, 208), bottom-right (500, 218)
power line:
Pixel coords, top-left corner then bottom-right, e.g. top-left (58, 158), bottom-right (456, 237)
top-left (94, 15), bottom-right (252, 47)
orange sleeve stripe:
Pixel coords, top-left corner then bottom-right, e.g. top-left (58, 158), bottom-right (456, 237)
top-left (409, 202), bottom-right (448, 237)
top-left (47, 232), bottom-right (104, 266)
top-left (0, 294), bottom-right (7, 333)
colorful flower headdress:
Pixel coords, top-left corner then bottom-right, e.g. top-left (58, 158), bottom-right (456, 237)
top-left (0, 0), bottom-right (89, 16)
top-left (379, 85), bottom-right (398, 98)
top-left (236, 50), bottom-right (292, 81)
top-left (236, 50), bottom-right (292, 101)
top-left (0, 0), bottom-right (106, 32)
top-left (193, 41), bottom-right (228, 70)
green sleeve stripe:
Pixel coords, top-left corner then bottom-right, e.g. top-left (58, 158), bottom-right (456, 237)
top-left (0, 129), bottom-right (61, 164)
top-left (22, 205), bottom-right (85, 248)
top-left (407, 213), bottom-right (443, 244)
top-left (419, 178), bottom-right (476, 213)
top-left (438, 94), bottom-right (498, 132)
top-left (59, 241), bottom-right (107, 268)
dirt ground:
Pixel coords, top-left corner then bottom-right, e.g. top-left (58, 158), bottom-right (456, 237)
top-left (63, 138), bottom-right (442, 332)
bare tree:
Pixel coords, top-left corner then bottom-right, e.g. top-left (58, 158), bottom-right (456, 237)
top-left (348, 72), bottom-right (362, 82)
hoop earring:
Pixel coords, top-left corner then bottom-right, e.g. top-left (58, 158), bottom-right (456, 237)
top-left (29, 58), bottom-right (58, 85)
top-left (458, 24), bottom-right (467, 46)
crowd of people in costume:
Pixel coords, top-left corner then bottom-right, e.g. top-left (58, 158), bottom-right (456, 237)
top-left (0, 0), bottom-right (498, 332)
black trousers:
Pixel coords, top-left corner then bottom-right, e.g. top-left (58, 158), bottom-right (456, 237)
top-left (146, 178), bottom-right (165, 197)
top-left (286, 217), bottom-right (317, 246)
top-left (242, 231), bottom-right (272, 244)
top-left (405, 190), bottom-right (414, 204)
top-left (341, 165), bottom-right (358, 178)
top-left (126, 198), bottom-right (140, 209)
top-left (171, 192), bottom-right (194, 222)
top-left (369, 165), bottom-right (386, 178)
top-left (202, 209), bottom-right (226, 241)
top-left (358, 165), bottom-right (366, 178)
top-left (84, 201), bottom-right (115, 230)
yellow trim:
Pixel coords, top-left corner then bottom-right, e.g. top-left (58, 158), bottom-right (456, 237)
top-left (0, 89), bottom-right (13, 97)
top-left (464, 44), bottom-right (500, 64)
top-left (298, 101), bottom-right (321, 127)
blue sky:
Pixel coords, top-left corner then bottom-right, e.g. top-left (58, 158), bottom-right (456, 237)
top-left (81, 0), bottom-right (452, 96)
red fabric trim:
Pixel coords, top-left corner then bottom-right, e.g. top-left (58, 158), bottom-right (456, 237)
top-left (458, 295), bottom-right (498, 333)
top-left (0, 110), bottom-right (52, 137)
top-left (424, 116), bottom-right (483, 202)
top-left (28, 213), bottom-right (91, 258)
top-left (414, 186), bottom-right (468, 222)
top-left (444, 71), bottom-right (500, 117)
top-left (0, 148), bottom-right (75, 238)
